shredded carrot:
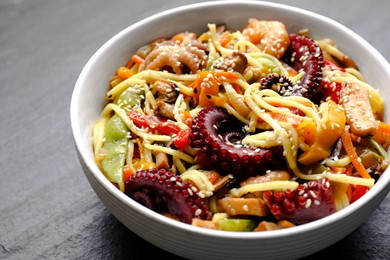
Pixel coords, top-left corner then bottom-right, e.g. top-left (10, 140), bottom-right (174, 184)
top-left (340, 128), bottom-right (372, 179)
top-left (132, 54), bottom-right (145, 65)
top-left (125, 58), bottom-right (134, 68)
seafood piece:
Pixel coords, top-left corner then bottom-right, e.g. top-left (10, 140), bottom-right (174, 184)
top-left (140, 40), bottom-right (208, 74)
top-left (125, 168), bottom-right (211, 223)
top-left (240, 170), bottom-right (291, 186)
top-left (242, 19), bottom-right (290, 59)
top-left (340, 82), bottom-right (378, 136)
top-left (282, 34), bottom-right (324, 100)
top-left (263, 178), bottom-right (335, 224)
top-left (153, 100), bottom-right (175, 120)
top-left (218, 197), bottom-right (268, 217)
top-left (253, 220), bottom-right (295, 231)
top-left (151, 80), bottom-right (179, 103)
top-left (191, 106), bottom-right (285, 176)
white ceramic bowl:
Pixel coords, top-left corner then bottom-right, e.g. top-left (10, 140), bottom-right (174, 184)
top-left (70, 1), bottom-right (390, 259)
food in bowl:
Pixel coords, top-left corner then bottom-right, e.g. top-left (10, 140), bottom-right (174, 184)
top-left (92, 18), bottom-right (389, 232)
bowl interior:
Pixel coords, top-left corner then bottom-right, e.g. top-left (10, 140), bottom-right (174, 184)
top-left (71, 1), bottom-right (390, 259)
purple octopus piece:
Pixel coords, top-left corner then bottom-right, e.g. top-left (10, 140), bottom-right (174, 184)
top-left (191, 106), bottom-right (285, 177)
top-left (125, 168), bottom-right (211, 224)
top-left (282, 34), bottom-right (324, 100)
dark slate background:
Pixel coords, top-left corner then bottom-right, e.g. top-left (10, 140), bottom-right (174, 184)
top-left (1, 0), bottom-right (389, 259)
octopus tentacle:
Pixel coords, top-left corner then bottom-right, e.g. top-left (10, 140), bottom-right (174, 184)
top-left (263, 178), bottom-right (335, 224)
top-left (131, 189), bottom-right (156, 210)
top-left (282, 34), bottom-right (324, 100)
top-left (260, 74), bottom-right (294, 96)
top-left (141, 40), bottom-right (208, 74)
top-left (191, 106), bottom-right (285, 177)
top-left (125, 168), bottom-right (211, 223)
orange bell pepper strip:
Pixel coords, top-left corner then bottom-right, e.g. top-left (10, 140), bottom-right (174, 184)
top-left (191, 70), bottom-right (240, 107)
top-left (372, 121), bottom-right (390, 146)
top-left (298, 100), bottom-right (346, 165)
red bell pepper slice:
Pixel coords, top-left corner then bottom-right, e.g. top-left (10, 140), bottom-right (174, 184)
top-left (324, 60), bottom-right (346, 72)
top-left (128, 110), bottom-right (190, 149)
top-left (321, 80), bottom-right (342, 103)
top-left (173, 128), bottom-right (191, 150)
top-left (350, 185), bottom-right (369, 203)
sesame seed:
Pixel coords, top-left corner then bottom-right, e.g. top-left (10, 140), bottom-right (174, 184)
top-left (309, 190), bottom-right (317, 198)
top-left (194, 208), bottom-right (202, 216)
top-left (305, 199), bottom-right (312, 208)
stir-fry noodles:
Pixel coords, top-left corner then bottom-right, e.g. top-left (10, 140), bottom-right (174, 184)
top-left (93, 19), bottom-right (389, 231)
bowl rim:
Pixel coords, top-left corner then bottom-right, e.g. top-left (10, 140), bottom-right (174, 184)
top-left (70, 0), bottom-right (390, 240)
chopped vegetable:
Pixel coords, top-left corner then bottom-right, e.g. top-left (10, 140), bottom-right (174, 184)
top-left (340, 127), bottom-right (372, 179)
top-left (340, 82), bottom-right (378, 136)
top-left (350, 185), bottom-right (369, 203)
top-left (117, 67), bottom-right (134, 80)
top-left (115, 85), bottom-right (145, 111)
top-left (128, 110), bottom-right (190, 149)
top-left (191, 70), bottom-right (239, 107)
top-left (131, 54), bottom-right (145, 65)
top-left (100, 114), bottom-right (129, 186)
top-left (298, 100), bottom-right (346, 165)
top-left (217, 218), bottom-right (258, 232)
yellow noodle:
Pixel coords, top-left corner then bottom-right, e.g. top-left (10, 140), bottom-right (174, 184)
top-left (234, 39), bottom-right (261, 53)
top-left (325, 172), bottom-right (375, 187)
top-left (107, 78), bottom-right (147, 101)
top-left (173, 156), bottom-right (187, 174)
top-left (209, 194), bottom-right (220, 213)
top-left (208, 23), bottom-right (233, 57)
top-left (181, 170), bottom-right (215, 194)
top-left (144, 143), bottom-right (194, 164)
top-left (323, 156), bottom-right (351, 167)
top-left (222, 103), bottom-right (250, 125)
top-left (244, 84), bottom-right (298, 172)
top-left (230, 181), bottom-right (300, 197)
top-left (345, 68), bottom-right (365, 81)
top-left (93, 118), bottom-right (107, 157)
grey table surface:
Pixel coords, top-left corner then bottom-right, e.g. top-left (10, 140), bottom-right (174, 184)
top-left (1, 0), bottom-right (390, 259)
